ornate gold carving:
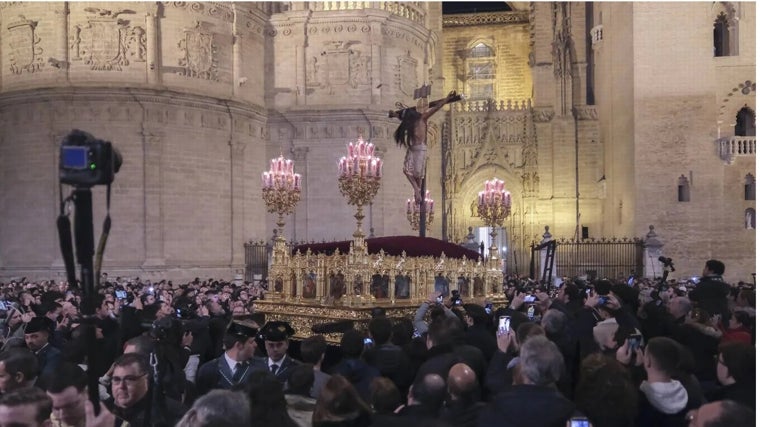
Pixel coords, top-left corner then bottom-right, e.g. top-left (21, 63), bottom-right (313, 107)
top-left (7, 15), bottom-right (43, 74)
top-left (443, 11), bottom-right (529, 27)
top-left (178, 21), bottom-right (219, 81)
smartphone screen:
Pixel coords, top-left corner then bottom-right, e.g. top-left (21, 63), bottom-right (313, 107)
top-left (570, 419), bottom-right (590, 427)
top-left (628, 334), bottom-right (642, 351)
top-left (436, 295), bottom-right (443, 304)
top-left (524, 295), bottom-right (536, 303)
top-left (498, 315), bottom-right (511, 333)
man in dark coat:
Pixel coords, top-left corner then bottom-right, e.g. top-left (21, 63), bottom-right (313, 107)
top-left (363, 316), bottom-right (414, 395)
top-left (479, 336), bottom-right (575, 427)
top-left (250, 321), bottom-right (300, 385)
top-left (689, 259), bottom-right (731, 324)
top-left (195, 321), bottom-right (260, 396)
top-left (23, 316), bottom-right (62, 383)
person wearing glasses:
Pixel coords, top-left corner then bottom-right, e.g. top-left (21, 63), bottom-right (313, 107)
top-left (105, 353), bottom-right (186, 426)
top-left (42, 362), bottom-right (128, 427)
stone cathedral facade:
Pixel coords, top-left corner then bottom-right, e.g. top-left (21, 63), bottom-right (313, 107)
top-left (0, 2), bottom-right (754, 282)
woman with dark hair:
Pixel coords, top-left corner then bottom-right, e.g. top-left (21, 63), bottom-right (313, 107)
top-left (368, 377), bottom-right (401, 415)
top-left (574, 353), bottom-right (638, 427)
top-left (707, 342), bottom-right (755, 410)
top-left (312, 374), bottom-right (372, 427)
top-left (242, 370), bottom-right (299, 427)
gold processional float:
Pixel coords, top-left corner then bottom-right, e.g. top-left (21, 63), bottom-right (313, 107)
top-left (255, 136), bottom-right (512, 342)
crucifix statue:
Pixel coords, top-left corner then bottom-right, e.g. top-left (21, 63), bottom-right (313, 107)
top-left (390, 86), bottom-right (462, 203)
top-left (390, 85), bottom-right (464, 236)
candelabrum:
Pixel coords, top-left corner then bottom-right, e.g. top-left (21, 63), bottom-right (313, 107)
top-left (338, 136), bottom-right (383, 239)
top-left (261, 155), bottom-right (302, 241)
top-left (406, 191), bottom-right (434, 231)
top-left (477, 177), bottom-right (511, 261)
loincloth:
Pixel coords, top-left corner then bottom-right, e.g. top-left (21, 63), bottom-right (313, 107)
top-left (403, 144), bottom-right (427, 179)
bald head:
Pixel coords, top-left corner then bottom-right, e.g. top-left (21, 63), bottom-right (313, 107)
top-left (668, 296), bottom-right (691, 319)
top-left (448, 363), bottom-right (478, 401)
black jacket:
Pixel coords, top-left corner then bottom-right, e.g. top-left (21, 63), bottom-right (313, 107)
top-left (363, 342), bottom-right (414, 394)
top-left (478, 384), bottom-right (575, 427)
top-left (688, 276), bottom-right (730, 321)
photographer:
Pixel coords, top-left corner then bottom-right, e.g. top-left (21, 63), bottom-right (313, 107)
top-left (413, 291), bottom-right (460, 335)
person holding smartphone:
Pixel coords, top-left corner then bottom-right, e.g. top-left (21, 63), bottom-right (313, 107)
top-left (412, 291), bottom-right (459, 335)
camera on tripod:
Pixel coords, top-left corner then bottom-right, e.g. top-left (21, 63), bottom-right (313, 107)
top-left (59, 130), bottom-right (122, 187)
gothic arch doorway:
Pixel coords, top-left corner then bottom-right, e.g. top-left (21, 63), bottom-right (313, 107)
top-left (448, 168), bottom-right (526, 273)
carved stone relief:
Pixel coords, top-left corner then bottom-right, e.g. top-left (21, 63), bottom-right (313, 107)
top-left (161, 2), bottom-right (234, 23)
top-left (178, 21), bottom-right (219, 81)
top-left (395, 52), bottom-right (418, 97)
top-left (69, 8), bottom-right (145, 71)
top-left (310, 41), bottom-right (370, 94)
top-left (7, 15), bottom-right (43, 74)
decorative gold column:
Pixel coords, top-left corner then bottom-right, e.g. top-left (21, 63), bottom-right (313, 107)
top-left (337, 135), bottom-right (383, 241)
top-left (477, 177), bottom-right (512, 272)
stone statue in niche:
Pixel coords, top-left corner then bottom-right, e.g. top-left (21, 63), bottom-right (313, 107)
top-left (178, 21), bottom-right (219, 81)
top-left (74, 8), bottom-right (138, 71)
top-left (7, 15), bottom-right (44, 74)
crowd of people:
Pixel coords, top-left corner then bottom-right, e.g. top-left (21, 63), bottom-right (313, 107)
top-left (0, 258), bottom-right (754, 427)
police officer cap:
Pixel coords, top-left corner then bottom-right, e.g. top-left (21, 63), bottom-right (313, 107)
top-left (226, 321), bottom-right (259, 339)
top-left (260, 321), bottom-right (295, 341)
top-left (25, 317), bottom-right (53, 334)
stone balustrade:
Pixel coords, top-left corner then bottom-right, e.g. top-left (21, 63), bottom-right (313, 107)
top-left (719, 136), bottom-right (756, 164)
top-left (309, 1), bottom-right (425, 24)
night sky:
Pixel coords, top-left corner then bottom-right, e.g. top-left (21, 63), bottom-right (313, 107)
top-left (442, 2), bottom-right (511, 14)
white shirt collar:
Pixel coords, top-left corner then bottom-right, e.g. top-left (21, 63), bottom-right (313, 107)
top-left (223, 351), bottom-right (239, 373)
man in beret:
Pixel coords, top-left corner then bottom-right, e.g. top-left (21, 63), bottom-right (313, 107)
top-left (251, 321), bottom-right (300, 384)
top-left (195, 321), bottom-right (259, 397)
top-left (24, 316), bottom-right (61, 382)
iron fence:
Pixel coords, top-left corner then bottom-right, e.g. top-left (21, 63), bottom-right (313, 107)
top-left (531, 237), bottom-right (644, 282)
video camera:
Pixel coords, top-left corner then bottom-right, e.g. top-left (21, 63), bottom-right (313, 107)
top-left (59, 130), bottom-right (122, 187)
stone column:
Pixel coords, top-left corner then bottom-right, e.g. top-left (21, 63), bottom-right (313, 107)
top-left (142, 131), bottom-right (165, 267)
top-left (145, 6), bottom-right (160, 86)
top-left (643, 225), bottom-right (664, 279)
top-left (230, 140), bottom-right (247, 268)
top-left (54, 3), bottom-right (69, 81)
top-left (291, 146), bottom-right (309, 240)
top-left (232, 32), bottom-right (242, 97)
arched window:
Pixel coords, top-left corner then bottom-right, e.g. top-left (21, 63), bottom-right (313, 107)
top-left (467, 42), bottom-right (496, 100)
top-left (745, 173), bottom-right (755, 200)
top-left (714, 13), bottom-right (730, 57)
top-left (470, 43), bottom-right (494, 58)
top-left (678, 175), bottom-right (690, 202)
top-left (744, 208), bottom-right (755, 230)
top-left (735, 107), bottom-right (756, 136)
